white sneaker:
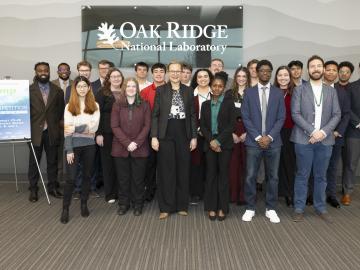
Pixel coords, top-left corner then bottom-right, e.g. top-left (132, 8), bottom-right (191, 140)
top-left (265, 209), bottom-right (280, 223)
top-left (242, 210), bottom-right (255, 222)
top-left (107, 199), bottom-right (116, 204)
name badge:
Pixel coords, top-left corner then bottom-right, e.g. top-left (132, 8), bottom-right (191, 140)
top-left (234, 102), bottom-right (241, 108)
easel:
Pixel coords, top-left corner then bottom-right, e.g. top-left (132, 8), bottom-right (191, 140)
top-left (0, 139), bottom-right (51, 205)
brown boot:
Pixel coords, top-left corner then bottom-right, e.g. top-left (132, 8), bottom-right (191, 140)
top-left (341, 194), bottom-right (351, 206)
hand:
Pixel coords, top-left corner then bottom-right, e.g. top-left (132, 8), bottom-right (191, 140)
top-left (151, 137), bottom-right (159, 151)
top-left (66, 153), bottom-right (74, 164)
top-left (239, 132), bottom-right (247, 142)
top-left (333, 131), bottom-right (342, 138)
top-left (232, 133), bottom-right (240, 144)
top-left (311, 130), bottom-right (326, 142)
top-left (190, 138), bottom-right (197, 151)
top-left (127, 142), bottom-right (138, 152)
top-left (258, 136), bottom-right (271, 149)
top-left (64, 125), bottom-right (74, 136)
top-left (96, 135), bottom-right (104, 147)
top-left (210, 139), bottom-right (221, 152)
top-left (309, 137), bottom-right (317, 144)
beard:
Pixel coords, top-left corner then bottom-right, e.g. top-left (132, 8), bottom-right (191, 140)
top-left (309, 71), bottom-right (323, 81)
top-left (36, 74), bottom-right (50, 84)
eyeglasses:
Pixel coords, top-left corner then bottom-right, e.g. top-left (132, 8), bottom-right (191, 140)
top-left (78, 69), bottom-right (91, 73)
top-left (110, 75), bottom-right (122, 79)
top-left (169, 70), bottom-right (181, 74)
top-left (76, 85), bottom-right (89, 89)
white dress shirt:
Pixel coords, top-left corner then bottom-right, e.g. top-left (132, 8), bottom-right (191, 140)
top-left (311, 82), bottom-right (323, 131)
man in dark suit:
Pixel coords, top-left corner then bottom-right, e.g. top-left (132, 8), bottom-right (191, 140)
top-left (51, 62), bottom-right (72, 185)
top-left (241, 59), bottom-right (286, 223)
top-left (324, 61), bottom-right (352, 208)
top-left (342, 62), bottom-right (360, 206)
top-left (91, 59), bottom-right (114, 94)
top-left (291, 55), bottom-right (341, 223)
top-left (28, 62), bottom-right (65, 202)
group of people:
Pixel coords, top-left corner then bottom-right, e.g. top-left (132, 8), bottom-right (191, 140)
top-left (27, 55), bottom-right (360, 224)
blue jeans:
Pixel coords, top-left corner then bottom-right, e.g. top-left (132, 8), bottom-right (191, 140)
top-left (244, 146), bottom-right (281, 210)
top-left (294, 143), bottom-right (332, 214)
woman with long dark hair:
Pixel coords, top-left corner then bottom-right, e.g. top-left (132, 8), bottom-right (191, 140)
top-left (61, 76), bottom-right (100, 223)
top-left (95, 68), bottom-right (124, 203)
top-left (228, 67), bottom-right (250, 205)
top-left (273, 66), bottom-right (296, 206)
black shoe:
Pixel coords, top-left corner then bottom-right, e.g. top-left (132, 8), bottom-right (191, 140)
top-left (285, 196), bottom-right (294, 207)
top-left (208, 212), bottom-right (217, 221)
top-left (81, 201), bottom-right (89, 217)
top-left (306, 196), bottom-right (313, 206)
top-left (190, 196), bottom-right (200, 206)
top-left (60, 208), bottom-right (69, 224)
top-left (29, 190), bottom-right (38, 202)
top-left (48, 189), bottom-right (63, 199)
top-left (217, 215), bottom-right (226, 221)
top-left (73, 191), bottom-right (81, 200)
top-left (327, 197), bottom-right (340, 209)
top-left (133, 207), bottom-right (143, 216)
top-left (256, 183), bottom-right (263, 192)
top-left (117, 205), bottom-right (129, 216)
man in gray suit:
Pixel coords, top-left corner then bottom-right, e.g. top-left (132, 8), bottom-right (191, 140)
top-left (291, 55), bottom-right (341, 223)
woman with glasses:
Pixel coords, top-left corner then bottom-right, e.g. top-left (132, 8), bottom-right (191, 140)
top-left (95, 68), bottom-right (124, 203)
top-left (61, 76), bottom-right (100, 224)
top-left (151, 60), bottom-right (197, 219)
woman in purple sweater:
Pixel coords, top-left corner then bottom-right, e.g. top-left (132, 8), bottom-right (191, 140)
top-left (111, 77), bottom-right (151, 216)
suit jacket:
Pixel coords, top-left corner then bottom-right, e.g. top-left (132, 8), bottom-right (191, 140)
top-left (334, 83), bottom-right (351, 145)
top-left (95, 90), bottom-right (115, 135)
top-left (91, 79), bottom-right (102, 94)
top-left (51, 78), bottom-right (73, 89)
top-left (241, 84), bottom-right (285, 148)
top-left (200, 93), bottom-right (236, 151)
top-left (290, 81), bottom-right (341, 145)
top-left (346, 79), bottom-right (360, 138)
top-left (29, 81), bottom-right (65, 146)
top-left (151, 82), bottom-right (197, 140)
top-left (64, 81), bottom-right (98, 104)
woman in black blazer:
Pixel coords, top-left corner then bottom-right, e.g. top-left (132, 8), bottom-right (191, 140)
top-left (200, 72), bottom-right (236, 221)
top-left (151, 61), bottom-right (197, 219)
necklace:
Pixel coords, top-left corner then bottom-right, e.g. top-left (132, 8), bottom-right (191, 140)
top-left (314, 89), bottom-right (323, 107)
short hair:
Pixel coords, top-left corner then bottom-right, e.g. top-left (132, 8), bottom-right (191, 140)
top-left (34, 62), bottom-right (50, 70)
top-left (324, 60), bottom-right (338, 69)
top-left (213, 71), bottom-right (228, 87)
top-left (210, 58), bottom-right (224, 66)
top-left (181, 62), bottom-right (193, 73)
top-left (338, 61), bottom-right (354, 74)
top-left (256, 60), bottom-right (273, 72)
top-left (77, 60), bottom-right (92, 71)
top-left (288, 60), bottom-right (303, 69)
top-left (247, 59), bottom-right (259, 68)
top-left (151, 63), bottom-right (167, 73)
top-left (135, 61), bottom-right (149, 71)
top-left (57, 62), bottom-right (70, 70)
top-left (307, 55), bottom-right (324, 69)
top-left (167, 60), bottom-right (182, 71)
top-left (98, 59), bottom-right (114, 68)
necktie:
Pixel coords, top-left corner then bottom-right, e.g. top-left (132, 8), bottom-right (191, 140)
top-left (261, 86), bottom-right (267, 135)
top-left (62, 81), bottom-right (67, 92)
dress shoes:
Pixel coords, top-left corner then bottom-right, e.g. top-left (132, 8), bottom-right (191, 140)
top-left (81, 201), bottom-right (90, 217)
top-left (326, 197), bottom-right (340, 209)
top-left (159, 212), bottom-right (169, 220)
top-left (217, 214), bottom-right (226, 221)
top-left (292, 212), bottom-right (304, 222)
top-left (341, 194), bottom-right (351, 206)
top-left (208, 211), bottom-right (216, 221)
top-left (117, 205), bottom-right (129, 216)
top-left (48, 189), bottom-right (63, 199)
top-left (29, 190), bottom-right (38, 202)
top-left (60, 208), bottom-right (69, 224)
top-left (133, 207), bottom-right (143, 216)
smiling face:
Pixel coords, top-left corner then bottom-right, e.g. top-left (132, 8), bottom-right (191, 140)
top-left (57, 64), bottom-right (70, 81)
top-left (168, 63), bottom-right (182, 84)
top-left (197, 70), bottom-right (210, 88)
top-left (209, 60), bottom-right (224, 75)
top-left (276, 69), bottom-right (291, 89)
top-left (338, 66), bottom-right (352, 84)
top-left (211, 78), bottom-right (225, 97)
top-left (109, 70), bottom-right (123, 90)
top-left (35, 64), bottom-right (50, 84)
top-left (76, 80), bottom-right (90, 97)
top-left (290, 65), bottom-right (302, 80)
top-left (257, 65), bottom-right (272, 85)
top-left (308, 59), bottom-right (324, 81)
top-left (236, 70), bottom-right (248, 88)
top-left (248, 63), bottom-right (258, 79)
top-left (324, 64), bottom-right (338, 84)
top-left (152, 68), bottom-right (166, 84)
top-left (125, 80), bottom-right (137, 97)
top-left (136, 66), bottom-right (148, 80)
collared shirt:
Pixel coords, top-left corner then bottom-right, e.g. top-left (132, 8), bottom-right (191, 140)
top-left (38, 82), bottom-right (50, 104)
top-left (310, 82), bottom-right (323, 130)
top-left (194, 86), bottom-right (211, 119)
top-left (59, 79), bottom-right (70, 91)
top-left (211, 94), bottom-right (224, 135)
top-left (257, 82), bottom-right (270, 111)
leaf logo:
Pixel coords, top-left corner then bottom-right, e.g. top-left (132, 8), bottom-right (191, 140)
top-left (96, 22), bottom-right (130, 49)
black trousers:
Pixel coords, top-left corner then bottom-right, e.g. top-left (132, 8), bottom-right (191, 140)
top-left (157, 119), bottom-right (190, 213)
top-left (190, 135), bottom-right (206, 198)
top-left (144, 140), bottom-right (157, 196)
top-left (204, 149), bottom-right (231, 214)
top-left (278, 128), bottom-right (296, 198)
top-left (28, 129), bottom-right (58, 191)
top-left (100, 133), bottom-right (118, 201)
top-left (114, 156), bottom-right (147, 208)
top-left (63, 145), bottom-right (96, 208)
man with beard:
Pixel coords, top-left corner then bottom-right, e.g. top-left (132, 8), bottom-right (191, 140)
top-left (28, 62), bottom-right (65, 202)
top-left (52, 62), bottom-right (73, 185)
top-left (291, 55), bottom-right (341, 223)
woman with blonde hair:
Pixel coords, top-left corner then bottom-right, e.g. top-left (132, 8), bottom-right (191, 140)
top-left (61, 76), bottom-right (100, 224)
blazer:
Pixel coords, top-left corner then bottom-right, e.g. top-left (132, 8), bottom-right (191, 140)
top-left (200, 93), bottom-right (236, 151)
top-left (91, 79), bottom-right (102, 94)
top-left (29, 81), bottom-right (65, 146)
top-left (111, 101), bottom-right (151, 158)
top-left (346, 79), bottom-right (360, 138)
top-left (290, 81), bottom-right (341, 145)
top-left (51, 78), bottom-right (73, 89)
top-left (151, 82), bottom-right (197, 140)
top-left (95, 90), bottom-right (115, 135)
top-left (333, 83), bottom-right (351, 145)
top-left (241, 84), bottom-right (286, 148)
